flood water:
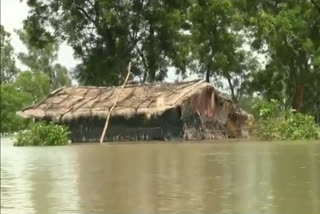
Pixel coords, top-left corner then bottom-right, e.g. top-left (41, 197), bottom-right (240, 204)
top-left (1, 137), bottom-right (320, 214)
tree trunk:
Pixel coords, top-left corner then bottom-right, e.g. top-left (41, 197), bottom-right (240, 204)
top-left (205, 65), bottom-right (210, 82)
top-left (294, 79), bottom-right (303, 111)
top-left (294, 60), bottom-right (307, 112)
top-left (226, 73), bottom-right (236, 102)
top-left (143, 70), bottom-right (147, 82)
top-left (147, 24), bottom-right (156, 82)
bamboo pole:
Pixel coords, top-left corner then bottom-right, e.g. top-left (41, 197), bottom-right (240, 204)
top-left (99, 62), bottom-right (132, 143)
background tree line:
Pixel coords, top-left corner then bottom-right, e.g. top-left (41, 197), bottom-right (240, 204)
top-left (1, 25), bottom-right (71, 133)
top-left (1, 0), bottom-right (320, 134)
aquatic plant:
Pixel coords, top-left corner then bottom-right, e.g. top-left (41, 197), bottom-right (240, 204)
top-left (253, 100), bottom-right (320, 140)
top-left (14, 122), bottom-right (70, 146)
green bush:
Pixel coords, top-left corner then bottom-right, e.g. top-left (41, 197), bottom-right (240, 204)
top-left (278, 113), bottom-right (320, 140)
top-left (14, 122), bottom-right (71, 146)
top-left (254, 100), bottom-right (320, 140)
top-left (1, 84), bottom-right (31, 134)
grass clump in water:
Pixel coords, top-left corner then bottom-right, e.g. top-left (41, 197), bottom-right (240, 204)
top-left (14, 122), bottom-right (70, 146)
top-left (252, 100), bottom-right (320, 140)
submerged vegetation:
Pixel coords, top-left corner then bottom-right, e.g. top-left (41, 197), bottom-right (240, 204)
top-left (252, 100), bottom-right (320, 140)
top-left (14, 122), bottom-right (70, 146)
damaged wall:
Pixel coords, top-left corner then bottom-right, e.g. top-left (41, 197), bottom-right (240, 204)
top-left (181, 87), bottom-right (245, 140)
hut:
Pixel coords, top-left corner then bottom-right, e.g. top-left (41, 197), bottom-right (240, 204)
top-left (17, 80), bottom-right (251, 142)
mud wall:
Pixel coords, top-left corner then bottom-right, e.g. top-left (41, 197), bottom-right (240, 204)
top-left (181, 87), bottom-right (244, 140)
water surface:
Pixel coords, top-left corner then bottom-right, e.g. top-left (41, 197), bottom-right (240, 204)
top-left (1, 137), bottom-right (320, 214)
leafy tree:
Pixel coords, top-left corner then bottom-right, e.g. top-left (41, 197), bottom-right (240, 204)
top-left (311, 0), bottom-right (320, 13)
top-left (0, 25), bottom-right (20, 83)
top-left (22, 0), bottom-right (190, 85)
top-left (188, 0), bottom-right (256, 102)
top-left (17, 28), bottom-right (71, 89)
top-left (14, 71), bottom-right (52, 104)
top-left (246, 0), bottom-right (320, 114)
top-left (0, 84), bottom-right (30, 133)
top-left (1, 23), bottom-right (70, 134)
top-left (219, 50), bottom-right (259, 102)
top-left (129, 0), bottom-right (191, 82)
top-left (53, 64), bottom-right (72, 88)
top-left (0, 71), bottom-right (52, 133)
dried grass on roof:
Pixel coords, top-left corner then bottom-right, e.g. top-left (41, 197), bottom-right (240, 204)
top-left (17, 80), bottom-right (236, 121)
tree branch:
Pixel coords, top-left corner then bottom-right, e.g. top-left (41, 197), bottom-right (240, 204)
top-left (74, 6), bottom-right (95, 26)
top-left (134, 43), bottom-right (149, 81)
top-left (311, 0), bottom-right (320, 13)
top-left (85, 0), bottom-right (94, 8)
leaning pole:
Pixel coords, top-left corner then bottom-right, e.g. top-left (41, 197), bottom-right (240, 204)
top-left (99, 62), bottom-right (132, 144)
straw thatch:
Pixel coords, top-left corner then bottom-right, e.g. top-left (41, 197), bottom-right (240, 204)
top-left (17, 80), bottom-right (243, 122)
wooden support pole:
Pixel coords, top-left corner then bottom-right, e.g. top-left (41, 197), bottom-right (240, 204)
top-left (99, 62), bottom-right (132, 144)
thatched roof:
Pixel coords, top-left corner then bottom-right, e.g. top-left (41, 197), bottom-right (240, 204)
top-left (17, 80), bottom-right (236, 121)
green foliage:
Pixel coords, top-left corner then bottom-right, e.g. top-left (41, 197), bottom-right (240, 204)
top-left (1, 72), bottom-right (51, 134)
top-left (17, 28), bottom-right (71, 89)
top-left (246, 1), bottom-right (320, 113)
top-left (253, 99), bottom-right (284, 119)
top-left (253, 100), bottom-right (320, 140)
top-left (52, 64), bottom-right (72, 89)
top-left (22, 0), bottom-right (190, 84)
top-left (0, 25), bottom-right (20, 83)
top-left (14, 122), bottom-right (70, 146)
top-left (0, 84), bottom-right (31, 133)
top-left (278, 113), bottom-right (320, 140)
top-left (1, 28), bottom-right (70, 134)
top-left (14, 71), bottom-right (51, 104)
top-left (189, 0), bottom-right (258, 102)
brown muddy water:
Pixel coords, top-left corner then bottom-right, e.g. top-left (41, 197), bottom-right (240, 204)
top-left (1, 137), bottom-right (320, 214)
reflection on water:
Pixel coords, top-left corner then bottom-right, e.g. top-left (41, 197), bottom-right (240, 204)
top-left (1, 137), bottom-right (320, 214)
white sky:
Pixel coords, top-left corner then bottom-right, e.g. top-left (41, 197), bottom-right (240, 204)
top-left (1, 0), bottom-right (79, 71)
